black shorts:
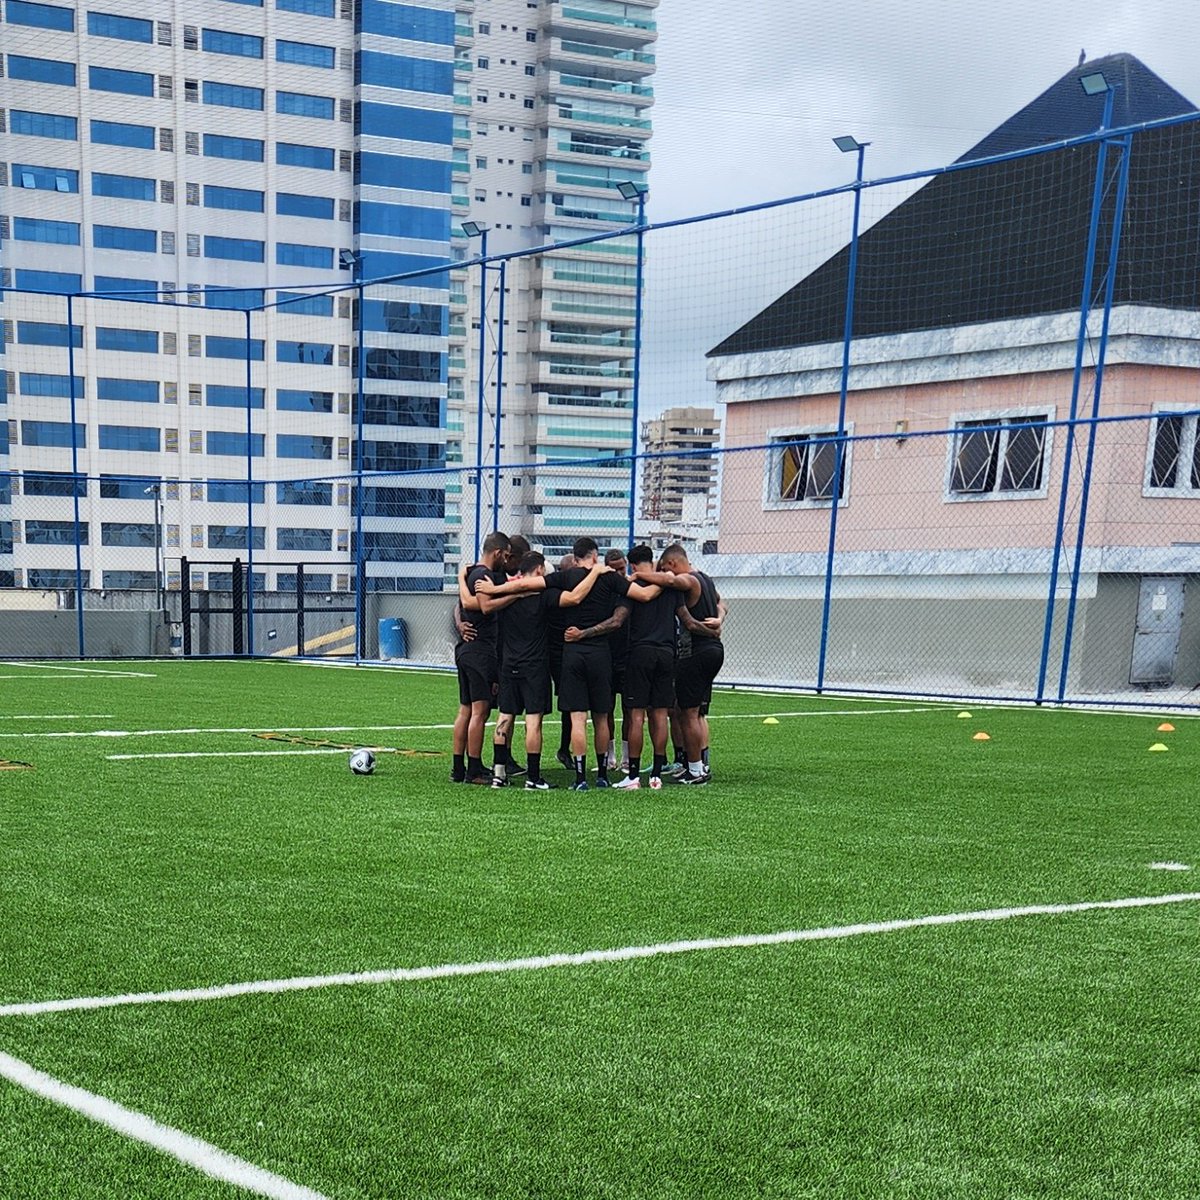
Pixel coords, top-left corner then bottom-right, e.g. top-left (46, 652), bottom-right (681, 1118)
top-left (675, 642), bottom-right (724, 710)
top-left (456, 645), bottom-right (497, 706)
top-left (498, 669), bottom-right (551, 717)
top-left (558, 642), bottom-right (612, 715)
top-left (623, 646), bottom-right (675, 711)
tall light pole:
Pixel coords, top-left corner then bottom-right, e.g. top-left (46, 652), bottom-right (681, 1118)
top-left (144, 483), bottom-right (164, 612)
top-left (462, 221), bottom-right (489, 562)
top-left (340, 248), bottom-right (366, 656)
top-left (617, 180), bottom-right (648, 552)
top-left (816, 135), bottom-right (869, 693)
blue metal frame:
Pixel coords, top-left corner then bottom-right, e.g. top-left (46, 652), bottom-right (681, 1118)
top-left (472, 229), bottom-right (489, 561)
top-left (626, 188), bottom-right (647, 553)
top-left (244, 307), bottom-right (256, 657)
top-left (66, 293), bottom-right (86, 656)
top-left (354, 277), bottom-right (367, 660)
top-left (491, 258), bottom-right (506, 533)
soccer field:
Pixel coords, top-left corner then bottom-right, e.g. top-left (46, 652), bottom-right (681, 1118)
top-left (0, 659), bottom-right (1197, 1199)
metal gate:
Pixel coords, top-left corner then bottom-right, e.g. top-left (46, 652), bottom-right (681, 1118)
top-left (1129, 576), bottom-right (1185, 687)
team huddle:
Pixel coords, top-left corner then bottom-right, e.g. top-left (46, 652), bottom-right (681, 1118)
top-left (451, 533), bottom-right (727, 791)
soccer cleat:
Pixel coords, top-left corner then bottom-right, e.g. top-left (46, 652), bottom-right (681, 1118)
top-left (465, 772), bottom-right (492, 786)
top-left (661, 761), bottom-right (686, 778)
top-left (648, 775), bottom-right (663, 790)
top-left (679, 770), bottom-right (710, 785)
top-left (507, 763), bottom-right (527, 778)
top-left (594, 776), bottom-right (610, 788)
top-left (570, 779), bottom-right (590, 792)
top-left (524, 777), bottom-right (552, 790)
top-left (450, 772), bottom-right (466, 784)
top-left (490, 775), bottom-right (508, 789)
top-left (612, 775), bottom-right (640, 790)
top-left (555, 749), bottom-right (574, 771)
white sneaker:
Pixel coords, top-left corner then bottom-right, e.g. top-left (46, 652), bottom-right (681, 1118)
top-left (648, 775), bottom-right (663, 790)
top-left (612, 775), bottom-right (641, 790)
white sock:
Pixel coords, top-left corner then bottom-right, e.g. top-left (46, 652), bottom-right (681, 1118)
top-left (621, 740), bottom-right (629, 763)
top-left (688, 760), bottom-right (704, 776)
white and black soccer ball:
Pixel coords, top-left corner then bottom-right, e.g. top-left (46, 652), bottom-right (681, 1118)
top-left (349, 748), bottom-right (376, 776)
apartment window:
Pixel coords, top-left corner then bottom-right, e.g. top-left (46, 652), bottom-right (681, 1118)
top-left (277, 142), bottom-right (334, 170)
top-left (277, 434), bottom-right (333, 460)
top-left (8, 2), bottom-right (73, 30)
top-left (87, 12), bottom-right (152, 41)
top-left (768, 429), bottom-right (847, 507)
top-left (477, 56), bottom-right (489, 69)
top-left (186, 183), bottom-right (201, 205)
top-left (202, 28), bottom-right (263, 57)
top-left (92, 172), bottom-right (157, 201)
top-left (96, 328), bottom-right (158, 353)
top-left (207, 525), bottom-right (266, 549)
top-left (478, 20), bottom-right (490, 33)
top-left (206, 335), bottom-right (265, 360)
top-left (183, 25), bottom-right (198, 48)
top-left (203, 184), bottom-right (265, 213)
top-left (100, 474), bottom-right (159, 500)
top-left (19, 373), bottom-right (84, 397)
top-left (19, 320), bottom-right (82, 346)
top-left (276, 39), bottom-right (335, 68)
top-left (526, 30), bottom-right (536, 42)
top-left (94, 225), bottom-right (157, 253)
top-left (157, 20), bottom-right (173, 45)
top-left (1146, 411), bottom-right (1200, 494)
top-left (524, 65), bottom-right (536, 76)
top-left (185, 79), bottom-right (199, 102)
top-left (95, 276), bottom-right (157, 299)
top-left (185, 132), bottom-right (200, 155)
top-left (476, 156), bottom-right (488, 169)
top-left (277, 480), bottom-right (333, 504)
top-left (203, 81), bottom-right (265, 110)
top-left (277, 91), bottom-right (335, 119)
top-left (277, 389), bottom-right (334, 413)
top-left (9, 56), bottom-right (76, 86)
top-left (89, 66), bottom-right (155, 96)
top-left (203, 133), bottom-right (264, 161)
top-left (277, 293), bottom-right (334, 317)
top-left (14, 217), bottom-right (80, 245)
top-left (16, 270), bottom-right (81, 292)
top-left (204, 236), bottom-right (264, 262)
top-left (97, 379), bottom-right (160, 404)
top-left (21, 421), bottom-right (87, 447)
top-left (26, 520), bottom-right (88, 545)
top-left (276, 339), bottom-right (333, 363)
top-left (207, 385), bottom-right (265, 409)
top-left (277, 0), bottom-right (334, 15)
top-left (949, 413), bottom-right (1049, 497)
top-left (160, 128), bottom-right (175, 151)
top-left (277, 527), bottom-right (331, 551)
top-left (90, 119), bottom-right (154, 148)
top-left (98, 424), bottom-right (160, 452)
top-left (207, 480), bottom-right (266, 504)
top-left (206, 432), bottom-right (265, 457)
top-left (12, 110), bottom-right (78, 140)
top-left (13, 163), bottom-right (78, 192)
top-left (276, 192), bottom-right (333, 219)
top-left (23, 472), bottom-right (87, 498)
top-left (158, 76), bottom-right (174, 99)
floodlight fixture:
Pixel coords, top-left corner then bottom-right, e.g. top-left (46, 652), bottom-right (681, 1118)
top-left (1080, 71), bottom-right (1110, 96)
top-left (616, 180), bottom-right (648, 200)
top-left (833, 135), bottom-right (867, 153)
top-left (338, 249), bottom-right (362, 270)
top-left (460, 221), bottom-right (488, 238)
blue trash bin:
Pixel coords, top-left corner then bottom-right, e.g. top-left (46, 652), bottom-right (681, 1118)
top-left (378, 618), bottom-right (408, 660)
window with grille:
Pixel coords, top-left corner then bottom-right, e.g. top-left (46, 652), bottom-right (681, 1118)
top-left (949, 412), bottom-right (1048, 498)
top-left (768, 429), bottom-right (847, 506)
top-left (1145, 410), bottom-right (1200, 495)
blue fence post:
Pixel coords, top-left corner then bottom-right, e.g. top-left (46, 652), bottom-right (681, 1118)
top-left (66, 292), bottom-right (86, 657)
top-left (1036, 85), bottom-right (1115, 703)
top-left (354, 276), bottom-right (367, 660)
top-left (1057, 128), bottom-right (1134, 701)
top-left (244, 306), bottom-right (256, 657)
top-left (492, 258), bottom-right (506, 533)
top-left (817, 138), bottom-right (868, 694)
top-left (625, 186), bottom-right (647, 553)
top-left (472, 229), bottom-right (489, 562)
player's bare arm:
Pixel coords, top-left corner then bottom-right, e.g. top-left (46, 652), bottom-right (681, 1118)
top-left (559, 560), bottom-right (611, 607)
top-left (564, 603), bottom-right (629, 643)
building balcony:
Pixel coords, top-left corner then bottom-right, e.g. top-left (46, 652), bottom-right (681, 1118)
top-left (552, 138), bottom-right (651, 165)
top-left (538, 358), bottom-right (634, 386)
top-left (550, 104), bottom-right (653, 134)
top-left (541, 38), bottom-right (656, 82)
top-left (545, 4), bottom-right (658, 50)
top-left (549, 71), bottom-right (655, 105)
top-left (539, 327), bottom-right (635, 353)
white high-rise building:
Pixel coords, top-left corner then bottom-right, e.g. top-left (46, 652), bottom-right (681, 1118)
top-left (0, 0), bottom-right (654, 599)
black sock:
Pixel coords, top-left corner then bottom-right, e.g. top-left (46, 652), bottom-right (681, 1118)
top-left (494, 742), bottom-right (511, 769)
top-left (673, 744), bottom-right (685, 765)
top-left (652, 754), bottom-right (666, 778)
top-left (573, 755), bottom-right (587, 783)
top-left (628, 755), bottom-right (641, 781)
top-left (527, 752), bottom-right (541, 781)
top-left (701, 747), bottom-right (710, 769)
top-left (559, 723), bottom-right (571, 753)
top-left (597, 758), bottom-right (608, 782)
top-left (467, 755), bottom-right (484, 777)
top-left (452, 753), bottom-right (465, 779)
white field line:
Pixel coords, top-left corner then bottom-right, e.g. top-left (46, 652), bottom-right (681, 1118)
top-left (0, 675), bottom-right (151, 681)
top-left (0, 662), bottom-right (155, 677)
top-left (3, 708), bottom-right (930, 741)
top-left (107, 748), bottom-right (397, 761)
top-left (0, 714), bottom-right (115, 721)
top-left (2, 893), bottom-right (1196, 1022)
top-left (0, 1052), bottom-right (330, 1200)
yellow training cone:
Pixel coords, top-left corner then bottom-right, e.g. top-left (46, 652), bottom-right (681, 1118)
top-left (972, 731), bottom-right (991, 741)
top-left (1157, 722), bottom-right (1175, 733)
top-left (957, 711), bottom-right (972, 719)
top-left (1149, 743), bottom-right (1169, 752)
top-left (763, 717), bottom-right (779, 725)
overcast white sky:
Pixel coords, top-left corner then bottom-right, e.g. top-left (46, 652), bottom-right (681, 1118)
top-left (636, 0), bottom-right (1200, 420)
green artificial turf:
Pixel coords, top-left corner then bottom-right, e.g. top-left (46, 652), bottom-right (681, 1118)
top-left (0, 660), bottom-right (1197, 1198)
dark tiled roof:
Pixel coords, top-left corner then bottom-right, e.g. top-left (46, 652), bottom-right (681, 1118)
top-left (709, 55), bottom-right (1200, 359)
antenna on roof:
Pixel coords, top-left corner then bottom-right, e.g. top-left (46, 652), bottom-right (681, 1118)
top-left (1078, 49), bottom-right (1087, 66)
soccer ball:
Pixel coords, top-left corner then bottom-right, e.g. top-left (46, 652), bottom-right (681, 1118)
top-left (349, 748), bottom-right (376, 776)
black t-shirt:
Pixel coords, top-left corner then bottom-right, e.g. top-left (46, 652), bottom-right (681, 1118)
top-left (686, 570), bottom-right (723, 649)
top-left (543, 567), bottom-right (630, 633)
top-left (501, 589), bottom-right (563, 674)
top-left (460, 565), bottom-right (505, 651)
top-left (627, 584), bottom-right (679, 651)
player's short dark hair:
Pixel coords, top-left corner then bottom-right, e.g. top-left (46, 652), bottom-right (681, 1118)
top-left (627, 544), bottom-right (654, 566)
top-left (482, 531), bottom-right (511, 555)
top-left (572, 536), bottom-right (598, 560)
top-left (557, 554), bottom-right (577, 570)
top-left (518, 550), bottom-right (545, 574)
top-left (508, 534), bottom-right (531, 559)
top-left (660, 543), bottom-right (688, 566)
top-left (604, 548), bottom-right (627, 566)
